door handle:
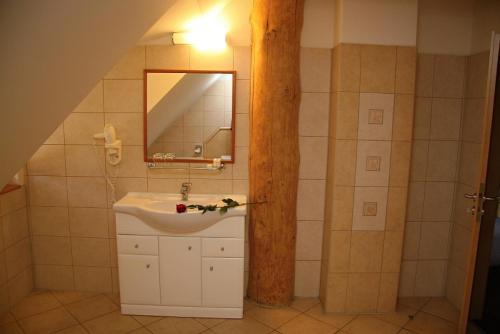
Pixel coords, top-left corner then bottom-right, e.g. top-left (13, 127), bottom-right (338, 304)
top-left (464, 193), bottom-right (477, 200)
top-left (464, 193), bottom-right (499, 201)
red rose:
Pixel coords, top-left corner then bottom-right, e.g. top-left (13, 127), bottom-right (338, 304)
top-left (176, 204), bottom-right (187, 213)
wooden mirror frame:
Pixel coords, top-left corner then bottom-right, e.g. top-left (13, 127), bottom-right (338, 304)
top-left (143, 69), bottom-right (236, 164)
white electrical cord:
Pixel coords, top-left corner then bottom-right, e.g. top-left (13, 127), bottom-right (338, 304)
top-left (92, 141), bottom-right (120, 204)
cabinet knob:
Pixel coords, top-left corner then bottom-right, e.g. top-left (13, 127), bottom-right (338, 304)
top-left (210, 266), bottom-right (214, 271)
top-left (146, 264), bottom-right (150, 268)
top-left (220, 247), bottom-right (225, 251)
top-left (134, 244), bottom-right (139, 248)
top-left (188, 246), bottom-right (192, 250)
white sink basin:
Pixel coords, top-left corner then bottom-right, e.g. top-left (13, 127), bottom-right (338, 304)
top-left (113, 192), bottom-right (247, 233)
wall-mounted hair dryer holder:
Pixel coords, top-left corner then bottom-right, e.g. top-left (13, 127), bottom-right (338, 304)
top-left (94, 125), bottom-right (122, 166)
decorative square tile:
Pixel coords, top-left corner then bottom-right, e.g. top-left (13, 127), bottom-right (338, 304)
top-left (363, 202), bottom-right (378, 216)
top-left (353, 187), bottom-right (388, 231)
top-left (368, 109), bottom-right (384, 124)
top-left (358, 93), bottom-right (394, 140)
top-left (365, 156), bottom-right (381, 171)
top-left (355, 141), bottom-right (391, 186)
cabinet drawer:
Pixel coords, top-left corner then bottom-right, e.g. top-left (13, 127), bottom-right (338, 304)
top-left (202, 238), bottom-right (243, 258)
top-left (117, 235), bottom-right (158, 255)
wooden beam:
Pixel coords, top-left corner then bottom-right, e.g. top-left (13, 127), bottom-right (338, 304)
top-left (248, 0), bottom-right (304, 305)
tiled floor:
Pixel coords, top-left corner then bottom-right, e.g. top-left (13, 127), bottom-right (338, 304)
top-left (0, 290), bottom-right (459, 334)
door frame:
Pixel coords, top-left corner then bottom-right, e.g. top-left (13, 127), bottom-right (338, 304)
top-left (458, 32), bottom-right (500, 334)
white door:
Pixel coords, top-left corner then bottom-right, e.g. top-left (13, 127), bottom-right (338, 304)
top-left (202, 258), bottom-right (244, 307)
top-left (118, 255), bottom-right (160, 305)
top-left (159, 236), bottom-right (201, 306)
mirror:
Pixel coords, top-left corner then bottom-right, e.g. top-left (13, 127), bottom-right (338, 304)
top-left (144, 70), bottom-right (236, 163)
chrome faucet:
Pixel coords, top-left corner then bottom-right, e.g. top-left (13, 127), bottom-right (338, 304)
top-left (180, 182), bottom-right (192, 201)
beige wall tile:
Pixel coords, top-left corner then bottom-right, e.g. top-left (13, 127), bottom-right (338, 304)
top-left (430, 98), bottom-right (462, 140)
top-left (426, 141), bottom-right (459, 181)
top-left (74, 267), bottom-right (112, 292)
top-left (324, 273), bottom-right (348, 312)
top-left (378, 273), bottom-right (399, 312)
top-left (301, 48), bottom-right (331, 93)
top-left (32, 236), bottom-right (72, 265)
top-left (415, 261), bottom-right (447, 296)
top-left (386, 187), bottom-right (408, 231)
top-left (67, 177), bottom-right (107, 208)
top-left (433, 55), bottom-right (466, 98)
top-left (190, 47), bottom-right (234, 70)
top-left (299, 93), bottom-right (330, 137)
top-left (410, 140), bottom-right (428, 182)
top-left (294, 260), bottom-right (320, 297)
top-left (356, 140), bottom-right (391, 186)
top-left (458, 142), bottom-right (481, 186)
top-left (69, 208), bottom-right (108, 238)
top-left (104, 80), bottom-right (143, 113)
top-left (232, 179), bottom-right (249, 196)
top-left (65, 145), bottom-right (105, 177)
top-left (462, 98), bottom-right (485, 143)
top-left (30, 207), bottom-right (69, 237)
top-left (333, 92), bottom-right (359, 140)
top-left (108, 177), bottom-right (147, 206)
top-left (147, 178), bottom-right (187, 193)
top-left (105, 47), bottom-right (145, 80)
top-left (393, 94), bottom-right (415, 141)
top-left (466, 52), bottom-right (489, 98)
top-left (234, 46), bottom-right (251, 80)
top-left (445, 265), bottom-right (466, 309)
top-left (382, 231), bottom-right (404, 272)
top-left (235, 79), bottom-right (250, 114)
top-left (64, 113), bottom-right (104, 145)
top-left (395, 47), bottom-right (416, 95)
top-left (329, 186), bottom-right (354, 230)
top-left (34, 265), bottom-right (74, 290)
top-left (5, 238), bottom-right (31, 279)
top-left (333, 140), bottom-right (357, 186)
top-left (349, 231), bottom-right (384, 273)
top-left (190, 179), bottom-right (232, 195)
top-left (416, 54), bottom-right (434, 97)
top-left (296, 221), bottom-right (323, 261)
top-left (346, 273), bottom-right (380, 313)
top-left (389, 141), bottom-right (411, 187)
top-left (403, 222), bottom-right (421, 260)
top-left (145, 45), bottom-right (189, 69)
top-left (413, 98), bottom-right (432, 140)
top-left (233, 147), bottom-right (248, 180)
top-left (104, 113), bottom-right (143, 145)
top-left (335, 44), bottom-right (361, 93)
top-left (352, 187), bottom-right (388, 231)
top-left (29, 176), bottom-right (68, 207)
top-left (235, 113), bottom-right (249, 147)
top-left (71, 237), bottom-right (110, 267)
top-left (449, 225), bottom-right (471, 271)
top-left (2, 209), bottom-right (28, 247)
top-left (106, 146), bottom-right (147, 178)
top-left (419, 222), bottom-right (451, 260)
top-left (28, 145), bottom-right (66, 176)
top-left (453, 183), bottom-right (474, 230)
top-left (1, 187), bottom-right (26, 215)
top-left (422, 182), bottom-right (455, 221)
top-left (406, 182), bottom-right (425, 221)
top-left (297, 180), bottom-right (325, 221)
top-left (44, 125), bottom-right (65, 145)
top-left (328, 231), bottom-right (351, 273)
top-left (73, 81), bottom-right (103, 113)
top-left (398, 261), bottom-right (417, 297)
top-left (360, 45), bottom-right (397, 93)
top-left (358, 93), bottom-right (394, 140)
top-left (299, 137), bottom-right (328, 180)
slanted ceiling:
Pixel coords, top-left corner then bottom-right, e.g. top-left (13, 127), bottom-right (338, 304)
top-left (0, 0), bottom-right (177, 186)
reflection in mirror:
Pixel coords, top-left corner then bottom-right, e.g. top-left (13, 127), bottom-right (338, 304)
top-left (145, 70), bottom-right (235, 163)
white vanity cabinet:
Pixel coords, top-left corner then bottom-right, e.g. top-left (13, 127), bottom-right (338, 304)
top-left (116, 212), bottom-right (245, 319)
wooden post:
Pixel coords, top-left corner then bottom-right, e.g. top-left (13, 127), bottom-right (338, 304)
top-left (248, 0), bottom-right (304, 305)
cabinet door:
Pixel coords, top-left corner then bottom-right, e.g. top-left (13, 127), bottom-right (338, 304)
top-left (118, 254), bottom-right (160, 305)
top-left (159, 237), bottom-right (201, 306)
top-left (202, 258), bottom-right (244, 308)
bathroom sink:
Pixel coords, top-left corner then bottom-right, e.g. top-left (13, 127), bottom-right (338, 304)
top-left (113, 192), bottom-right (247, 233)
